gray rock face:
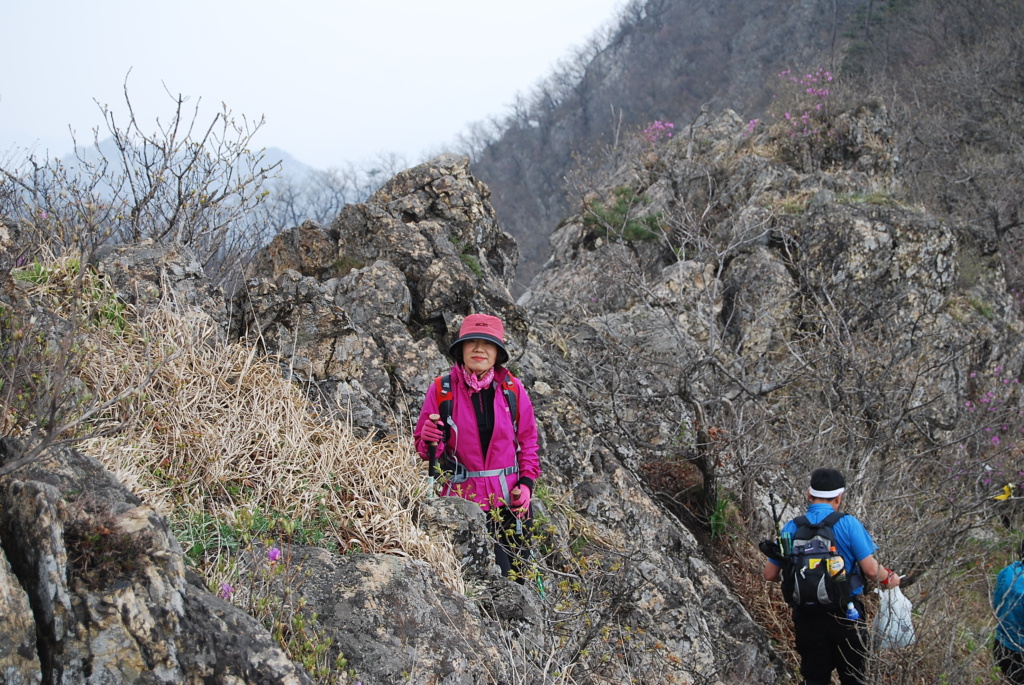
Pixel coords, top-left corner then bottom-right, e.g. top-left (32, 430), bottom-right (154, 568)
top-left (229, 154), bottom-right (529, 433)
top-left (0, 440), bottom-right (313, 685)
top-left (417, 496), bottom-right (503, 584)
top-left (91, 240), bottom-right (224, 316)
top-left (0, 506), bottom-right (41, 685)
top-left (284, 548), bottom-right (508, 685)
top-left (248, 153), bottom-right (522, 330)
top-left (416, 497), bottom-right (542, 629)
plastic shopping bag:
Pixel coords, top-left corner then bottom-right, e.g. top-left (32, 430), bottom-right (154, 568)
top-left (873, 586), bottom-right (916, 649)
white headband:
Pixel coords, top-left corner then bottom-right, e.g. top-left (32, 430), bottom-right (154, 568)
top-left (809, 486), bottom-right (845, 499)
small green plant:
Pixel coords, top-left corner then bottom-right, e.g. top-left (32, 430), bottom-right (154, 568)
top-left (709, 493), bottom-right (729, 538)
top-left (835, 192), bottom-right (898, 206)
top-left (775, 194), bottom-right (811, 215)
top-left (957, 249), bottom-right (993, 290)
top-left (459, 252), bottom-right (483, 277)
top-left (330, 255), bottom-right (364, 278)
top-left (569, 533), bottom-right (591, 556)
top-left (709, 491), bottom-right (741, 539)
top-left (411, 320), bottom-right (440, 342)
top-left (12, 258), bottom-right (67, 284)
top-left (216, 541), bottom-right (357, 683)
top-left (95, 296), bottom-right (128, 333)
top-left (968, 297), bottom-right (995, 319)
top-left (582, 186), bottom-right (663, 241)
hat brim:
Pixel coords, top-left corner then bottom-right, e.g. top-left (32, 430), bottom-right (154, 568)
top-left (448, 333), bottom-right (510, 365)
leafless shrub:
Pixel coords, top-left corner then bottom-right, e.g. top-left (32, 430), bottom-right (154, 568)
top-left (0, 78), bottom-right (280, 286)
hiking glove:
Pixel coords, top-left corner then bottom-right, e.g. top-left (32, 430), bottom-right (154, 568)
top-left (420, 419), bottom-right (444, 444)
top-left (758, 539), bottom-right (783, 564)
top-left (511, 484), bottom-right (531, 517)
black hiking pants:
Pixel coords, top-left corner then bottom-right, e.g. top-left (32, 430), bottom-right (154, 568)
top-left (994, 641), bottom-right (1024, 683)
top-left (793, 597), bottom-right (867, 685)
top-left (487, 505), bottom-right (533, 583)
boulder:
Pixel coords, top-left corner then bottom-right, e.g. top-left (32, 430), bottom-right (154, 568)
top-left (0, 440), bottom-right (314, 685)
top-left (0, 513), bottom-right (41, 685)
top-left (281, 547), bottom-right (513, 685)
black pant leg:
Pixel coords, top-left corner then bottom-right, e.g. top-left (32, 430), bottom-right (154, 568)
top-left (794, 611), bottom-right (836, 685)
top-left (487, 505), bottom-right (533, 581)
top-left (793, 601), bottom-right (867, 685)
top-left (995, 641), bottom-right (1024, 684)
top-left (834, 608), bottom-right (867, 685)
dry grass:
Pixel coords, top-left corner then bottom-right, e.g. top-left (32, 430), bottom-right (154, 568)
top-left (52, 283), bottom-right (465, 592)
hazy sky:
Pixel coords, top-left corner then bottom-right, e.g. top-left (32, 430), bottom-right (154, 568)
top-left (1, 1), bottom-right (624, 170)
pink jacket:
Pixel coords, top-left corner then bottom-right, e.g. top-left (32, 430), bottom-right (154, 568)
top-left (414, 364), bottom-right (540, 509)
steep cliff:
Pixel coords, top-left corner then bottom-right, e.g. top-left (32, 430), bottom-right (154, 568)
top-left (470, 0), bottom-right (875, 290)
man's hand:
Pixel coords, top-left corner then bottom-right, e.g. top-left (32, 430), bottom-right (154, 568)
top-left (758, 539), bottom-right (783, 563)
top-left (879, 567), bottom-right (902, 589)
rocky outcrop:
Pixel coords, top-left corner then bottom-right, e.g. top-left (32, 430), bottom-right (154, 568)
top-left (0, 440), bottom-right (314, 685)
top-left (0, 537), bottom-right (39, 685)
top-left (283, 547), bottom-right (515, 685)
top-left (517, 104), bottom-right (1024, 655)
top-left (471, 0), bottom-right (879, 291)
top-left (520, 104), bottom-right (1021, 460)
top-left (228, 150), bottom-right (785, 682)
top-left (229, 154), bottom-right (528, 432)
top-left (7, 96), bottom-right (1020, 683)
top-left (46, 149), bottom-right (788, 683)
top-left (91, 240), bottom-right (228, 324)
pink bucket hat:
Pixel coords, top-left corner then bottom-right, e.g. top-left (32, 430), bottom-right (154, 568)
top-left (448, 313), bottom-right (509, 365)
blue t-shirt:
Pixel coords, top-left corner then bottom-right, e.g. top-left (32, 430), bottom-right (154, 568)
top-left (994, 561), bottom-right (1024, 651)
top-left (769, 502), bottom-right (878, 595)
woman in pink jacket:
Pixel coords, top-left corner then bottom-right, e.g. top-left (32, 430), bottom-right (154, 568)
top-left (414, 313), bottom-right (541, 579)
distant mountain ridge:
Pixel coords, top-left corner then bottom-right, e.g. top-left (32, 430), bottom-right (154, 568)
top-left (62, 139), bottom-right (316, 181)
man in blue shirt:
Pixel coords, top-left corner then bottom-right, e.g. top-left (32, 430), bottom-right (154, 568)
top-left (763, 468), bottom-right (900, 685)
top-left (993, 538), bottom-right (1024, 683)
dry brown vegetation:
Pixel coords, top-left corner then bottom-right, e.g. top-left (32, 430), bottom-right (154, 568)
top-left (3, 255), bottom-right (464, 596)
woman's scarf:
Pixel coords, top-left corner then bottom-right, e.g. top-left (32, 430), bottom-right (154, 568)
top-left (463, 366), bottom-right (494, 393)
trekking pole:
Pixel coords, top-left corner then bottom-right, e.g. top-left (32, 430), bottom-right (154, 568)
top-left (532, 552), bottom-right (547, 599)
top-left (769, 491), bottom-right (791, 555)
top-left (426, 413), bottom-right (440, 498)
top-left (769, 491), bottom-right (781, 539)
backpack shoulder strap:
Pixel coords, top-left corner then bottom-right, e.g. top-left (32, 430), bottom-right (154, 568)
top-left (434, 374), bottom-right (454, 432)
top-left (791, 514), bottom-right (826, 545)
top-left (794, 511), bottom-right (846, 551)
top-left (821, 511), bottom-right (846, 528)
top-left (501, 372), bottom-right (520, 429)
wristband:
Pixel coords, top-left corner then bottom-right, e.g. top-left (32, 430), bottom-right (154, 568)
top-left (880, 568), bottom-right (895, 586)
